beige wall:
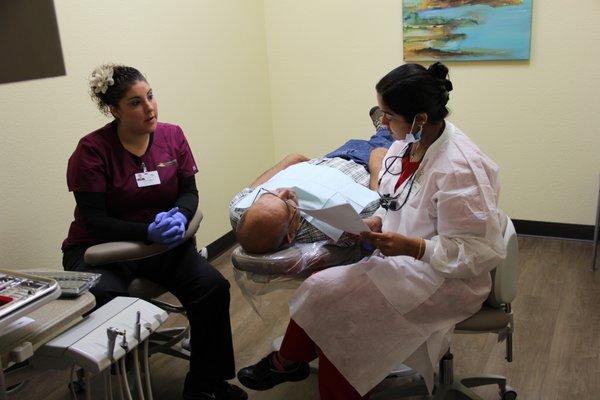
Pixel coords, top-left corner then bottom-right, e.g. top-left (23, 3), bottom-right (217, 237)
top-left (0, 0), bottom-right (274, 270)
top-left (2, 1), bottom-right (599, 271)
top-left (264, 0), bottom-right (600, 225)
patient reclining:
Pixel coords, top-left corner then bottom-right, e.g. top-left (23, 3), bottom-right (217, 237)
top-left (230, 123), bottom-right (392, 254)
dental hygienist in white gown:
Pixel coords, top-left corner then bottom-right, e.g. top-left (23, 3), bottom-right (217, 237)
top-left (237, 62), bottom-right (507, 400)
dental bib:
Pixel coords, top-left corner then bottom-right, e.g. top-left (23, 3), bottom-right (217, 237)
top-left (234, 162), bottom-right (378, 241)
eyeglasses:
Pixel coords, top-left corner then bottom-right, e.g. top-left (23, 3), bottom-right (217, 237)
top-left (251, 187), bottom-right (299, 225)
top-left (380, 109), bottom-right (404, 122)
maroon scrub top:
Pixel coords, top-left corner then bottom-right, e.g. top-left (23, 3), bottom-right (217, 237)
top-left (62, 121), bottom-right (198, 250)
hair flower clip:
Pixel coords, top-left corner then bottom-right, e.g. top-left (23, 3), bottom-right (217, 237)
top-left (89, 66), bottom-right (115, 94)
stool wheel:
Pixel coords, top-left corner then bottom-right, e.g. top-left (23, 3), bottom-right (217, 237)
top-left (500, 386), bottom-right (517, 400)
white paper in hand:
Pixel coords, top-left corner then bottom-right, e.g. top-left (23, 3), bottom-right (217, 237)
top-left (299, 203), bottom-right (370, 235)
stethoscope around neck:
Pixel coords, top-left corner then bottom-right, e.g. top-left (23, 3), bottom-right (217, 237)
top-left (377, 143), bottom-right (419, 211)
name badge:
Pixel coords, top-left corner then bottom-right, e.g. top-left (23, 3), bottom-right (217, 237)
top-left (135, 171), bottom-right (161, 187)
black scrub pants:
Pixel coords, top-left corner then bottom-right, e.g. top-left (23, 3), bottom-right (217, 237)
top-left (62, 240), bottom-right (235, 384)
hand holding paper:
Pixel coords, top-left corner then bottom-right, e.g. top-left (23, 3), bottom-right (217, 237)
top-left (299, 203), bottom-right (372, 235)
top-left (363, 216), bottom-right (382, 233)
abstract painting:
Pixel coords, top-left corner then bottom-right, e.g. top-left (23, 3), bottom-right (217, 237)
top-left (403, 0), bottom-right (533, 61)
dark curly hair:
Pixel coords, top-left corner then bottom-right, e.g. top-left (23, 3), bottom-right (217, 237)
top-left (375, 62), bottom-right (453, 123)
top-left (89, 64), bottom-right (147, 116)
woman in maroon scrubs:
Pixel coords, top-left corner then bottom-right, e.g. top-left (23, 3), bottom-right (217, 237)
top-left (61, 65), bottom-right (247, 400)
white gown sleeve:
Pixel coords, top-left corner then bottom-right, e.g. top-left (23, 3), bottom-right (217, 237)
top-left (421, 168), bottom-right (506, 278)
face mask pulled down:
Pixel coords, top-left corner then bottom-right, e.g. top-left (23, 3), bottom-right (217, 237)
top-left (404, 117), bottom-right (422, 144)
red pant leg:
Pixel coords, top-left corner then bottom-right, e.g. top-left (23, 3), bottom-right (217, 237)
top-left (279, 319), bottom-right (369, 400)
top-left (317, 348), bottom-right (369, 400)
top-left (279, 319), bottom-right (318, 362)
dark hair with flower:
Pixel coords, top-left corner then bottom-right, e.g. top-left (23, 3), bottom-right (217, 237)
top-left (89, 64), bottom-right (147, 116)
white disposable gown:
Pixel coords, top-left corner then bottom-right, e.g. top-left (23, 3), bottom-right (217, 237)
top-left (289, 121), bottom-right (506, 396)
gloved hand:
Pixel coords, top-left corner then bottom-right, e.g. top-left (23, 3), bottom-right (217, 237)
top-left (155, 207), bottom-right (187, 239)
top-left (164, 209), bottom-right (187, 246)
top-left (171, 210), bottom-right (188, 230)
top-left (154, 207), bottom-right (187, 228)
top-left (147, 208), bottom-right (186, 246)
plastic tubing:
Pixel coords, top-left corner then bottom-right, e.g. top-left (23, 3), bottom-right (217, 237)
top-left (85, 371), bottom-right (92, 400)
top-left (132, 347), bottom-right (145, 400)
top-left (103, 368), bottom-right (113, 400)
top-left (115, 360), bottom-right (125, 400)
top-left (142, 340), bottom-right (153, 400)
top-left (119, 357), bottom-right (133, 400)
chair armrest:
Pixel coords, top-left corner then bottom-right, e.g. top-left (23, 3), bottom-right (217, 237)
top-left (84, 208), bottom-right (203, 266)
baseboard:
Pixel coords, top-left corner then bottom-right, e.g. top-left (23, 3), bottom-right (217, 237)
top-left (512, 219), bottom-right (595, 241)
top-left (206, 230), bottom-right (237, 261)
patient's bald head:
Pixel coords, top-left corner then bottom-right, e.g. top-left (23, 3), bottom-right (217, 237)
top-left (236, 188), bottom-right (300, 254)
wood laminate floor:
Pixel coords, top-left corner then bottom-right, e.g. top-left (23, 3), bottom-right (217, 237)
top-left (12, 237), bottom-right (600, 399)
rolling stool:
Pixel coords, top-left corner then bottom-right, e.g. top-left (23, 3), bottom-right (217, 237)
top-left (373, 214), bottom-right (519, 400)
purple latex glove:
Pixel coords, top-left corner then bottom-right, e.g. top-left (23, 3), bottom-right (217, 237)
top-left (164, 209), bottom-right (187, 246)
top-left (147, 208), bottom-right (185, 245)
top-left (155, 207), bottom-right (187, 239)
top-left (171, 210), bottom-right (188, 230)
top-left (155, 207), bottom-right (187, 227)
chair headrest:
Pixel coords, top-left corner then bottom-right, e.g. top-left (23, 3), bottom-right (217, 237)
top-left (232, 242), bottom-right (362, 278)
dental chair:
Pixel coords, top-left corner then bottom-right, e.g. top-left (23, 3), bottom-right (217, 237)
top-left (232, 213), bottom-right (518, 400)
top-left (232, 241), bottom-right (364, 369)
top-left (231, 241), bottom-right (363, 313)
top-left (83, 208), bottom-right (204, 361)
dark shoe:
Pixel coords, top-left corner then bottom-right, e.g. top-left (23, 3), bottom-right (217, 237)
top-left (369, 106), bottom-right (384, 129)
top-left (237, 351), bottom-right (310, 391)
top-left (183, 380), bottom-right (248, 400)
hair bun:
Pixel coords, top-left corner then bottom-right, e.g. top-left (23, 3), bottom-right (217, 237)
top-left (428, 62), bottom-right (453, 99)
top-left (442, 79), bottom-right (453, 92)
top-left (427, 62), bottom-right (449, 80)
